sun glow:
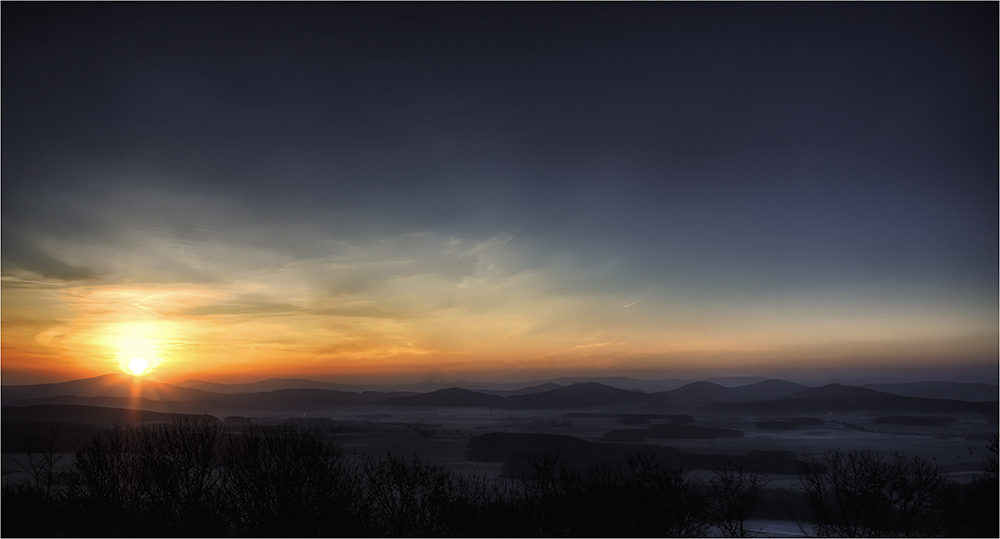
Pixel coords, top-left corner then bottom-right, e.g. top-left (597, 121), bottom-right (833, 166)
top-left (127, 357), bottom-right (150, 375)
top-left (109, 323), bottom-right (167, 376)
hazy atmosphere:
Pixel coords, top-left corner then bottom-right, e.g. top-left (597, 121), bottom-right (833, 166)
top-left (3, 3), bottom-right (997, 386)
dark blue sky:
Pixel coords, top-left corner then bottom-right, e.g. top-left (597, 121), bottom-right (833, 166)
top-left (2, 3), bottom-right (997, 384)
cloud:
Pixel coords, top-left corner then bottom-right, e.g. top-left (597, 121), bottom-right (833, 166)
top-left (181, 294), bottom-right (305, 317)
top-left (1, 234), bottom-right (100, 281)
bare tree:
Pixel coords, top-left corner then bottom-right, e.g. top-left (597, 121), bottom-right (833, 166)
top-left (222, 423), bottom-right (359, 537)
top-left (358, 452), bottom-right (456, 536)
top-left (706, 460), bottom-right (770, 537)
top-left (73, 422), bottom-right (170, 535)
top-left (799, 448), bottom-right (953, 537)
top-left (142, 416), bottom-right (228, 535)
top-left (984, 434), bottom-right (998, 479)
top-left (10, 424), bottom-right (67, 499)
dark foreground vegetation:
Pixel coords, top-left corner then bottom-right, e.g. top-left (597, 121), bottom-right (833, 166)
top-left (3, 418), bottom-right (997, 537)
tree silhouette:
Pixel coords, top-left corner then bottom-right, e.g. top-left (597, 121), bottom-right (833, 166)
top-left (799, 449), bottom-right (953, 537)
top-left (705, 460), bottom-right (769, 537)
top-left (4, 420), bottom-right (989, 537)
top-left (222, 423), bottom-right (361, 537)
top-left (358, 452), bottom-right (456, 536)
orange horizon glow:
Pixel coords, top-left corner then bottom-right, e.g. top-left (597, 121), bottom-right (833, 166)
top-left (2, 239), bottom-right (997, 387)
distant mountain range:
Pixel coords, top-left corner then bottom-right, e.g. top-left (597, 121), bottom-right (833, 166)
top-left (3, 375), bottom-right (996, 416)
top-left (175, 376), bottom-right (696, 394)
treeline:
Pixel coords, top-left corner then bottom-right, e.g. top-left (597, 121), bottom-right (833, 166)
top-left (2, 418), bottom-right (997, 537)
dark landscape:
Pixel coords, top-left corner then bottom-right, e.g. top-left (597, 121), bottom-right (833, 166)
top-left (3, 374), bottom-right (997, 537)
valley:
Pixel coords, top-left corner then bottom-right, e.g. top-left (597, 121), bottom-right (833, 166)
top-left (4, 374), bottom-right (996, 482)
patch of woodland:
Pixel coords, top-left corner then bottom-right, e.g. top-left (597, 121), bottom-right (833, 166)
top-left (755, 417), bottom-right (826, 430)
top-left (601, 423), bottom-right (744, 442)
top-left (466, 432), bottom-right (800, 475)
top-left (873, 415), bottom-right (956, 427)
top-left (615, 414), bottom-right (694, 425)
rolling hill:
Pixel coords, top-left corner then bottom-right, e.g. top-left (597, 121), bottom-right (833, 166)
top-left (176, 377), bottom-right (386, 394)
top-left (1, 373), bottom-right (218, 404)
top-left (472, 383), bottom-right (564, 396)
top-left (503, 382), bottom-right (651, 409)
top-left (861, 381), bottom-right (998, 402)
top-left (2, 404), bottom-right (216, 425)
top-left (654, 379), bottom-right (809, 406)
top-left (379, 383), bottom-right (652, 409)
top-left (381, 387), bottom-right (505, 408)
top-left (5, 375), bottom-right (995, 416)
top-left (706, 384), bottom-right (998, 415)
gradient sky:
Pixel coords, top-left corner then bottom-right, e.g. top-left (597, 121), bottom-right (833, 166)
top-left (2, 3), bottom-right (997, 385)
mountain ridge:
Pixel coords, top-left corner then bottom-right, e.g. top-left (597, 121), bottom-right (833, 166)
top-left (4, 375), bottom-right (996, 414)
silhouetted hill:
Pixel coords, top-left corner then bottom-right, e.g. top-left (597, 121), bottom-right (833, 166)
top-left (7, 388), bottom-right (421, 414)
top-left (728, 379), bottom-right (810, 400)
top-left (707, 384), bottom-right (998, 415)
top-left (1, 404), bottom-right (217, 425)
top-left (601, 423), bottom-right (744, 442)
top-left (218, 388), bottom-right (415, 410)
top-left (528, 377), bottom-right (692, 393)
top-left (1, 420), bottom-right (106, 453)
top-left (177, 377), bottom-right (384, 394)
top-left (796, 384), bottom-right (892, 399)
top-left (503, 382), bottom-right (651, 409)
top-left (665, 381), bottom-right (728, 396)
top-left (366, 383), bottom-right (656, 409)
top-left (655, 379), bottom-right (809, 407)
top-left (2, 395), bottom-right (198, 412)
top-left (705, 376), bottom-right (770, 387)
top-left (654, 381), bottom-right (729, 406)
top-left (873, 416), bottom-right (957, 427)
top-left (381, 387), bottom-right (505, 407)
top-left (474, 383), bottom-right (563, 396)
top-left (861, 381), bottom-right (998, 402)
top-left (1, 374), bottom-right (219, 403)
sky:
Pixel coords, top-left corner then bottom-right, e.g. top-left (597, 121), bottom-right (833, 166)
top-left (2, 3), bottom-right (997, 386)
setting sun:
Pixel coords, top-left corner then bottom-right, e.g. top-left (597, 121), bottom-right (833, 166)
top-left (127, 357), bottom-right (150, 375)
